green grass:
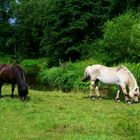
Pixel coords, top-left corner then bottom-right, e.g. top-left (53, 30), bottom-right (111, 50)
top-left (0, 86), bottom-right (140, 140)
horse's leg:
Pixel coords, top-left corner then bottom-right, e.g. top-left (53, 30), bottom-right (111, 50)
top-left (11, 83), bottom-right (15, 98)
top-left (115, 87), bottom-right (121, 102)
top-left (95, 80), bottom-right (101, 99)
top-left (120, 84), bottom-right (131, 104)
top-left (89, 80), bottom-right (95, 99)
top-left (0, 82), bottom-right (3, 98)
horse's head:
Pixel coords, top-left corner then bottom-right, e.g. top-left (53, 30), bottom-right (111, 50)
top-left (129, 87), bottom-right (139, 103)
top-left (18, 82), bottom-right (28, 101)
top-left (13, 65), bottom-right (28, 100)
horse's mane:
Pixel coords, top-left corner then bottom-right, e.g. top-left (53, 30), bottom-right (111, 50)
top-left (118, 65), bottom-right (137, 86)
top-left (13, 65), bottom-right (26, 82)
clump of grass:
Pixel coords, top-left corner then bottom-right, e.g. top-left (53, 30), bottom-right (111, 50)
top-left (114, 119), bottom-right (138, 136)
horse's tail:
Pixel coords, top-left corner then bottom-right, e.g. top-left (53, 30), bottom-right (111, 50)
top-left (81, 69), bottom-right (90, 82)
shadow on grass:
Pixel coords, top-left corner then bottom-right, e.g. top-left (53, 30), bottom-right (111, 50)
top-left (82, 87), bottom-right (127, 103)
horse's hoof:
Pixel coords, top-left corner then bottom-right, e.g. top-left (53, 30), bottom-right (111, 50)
top-left (125, 100), bottom-right (132, 105)
top-left (91, 97), bottom-right (96, 100)
top-left (127, 101), bottom-right (132, 105)
top-left (115, 98), bottom-right (120, 102)
top-left (89, 96), bottom-right (94, 100)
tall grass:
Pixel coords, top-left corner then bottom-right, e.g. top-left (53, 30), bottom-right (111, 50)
top-left (38, 59), bottom-right (140, 92)
top-left (38, 59), bottom-right (101, 92)
top-left (3, 58), bottom-right (136, 108)
top-left (1, 56), bottom-right (139, 93)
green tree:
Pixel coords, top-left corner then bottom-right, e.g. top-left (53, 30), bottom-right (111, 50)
top-left (1, 0), bottom-right (139, 65)
top-left (41, 0), bottom-right (112, 66)
top-left (92, 11), bottom-right (140, 64)
top-left (10, 0), bottom-right (51, 58)
top-left (41, 0), bottom-right (140, 66)
top-left (0, 0), bottom-right (14, 55)
top-left (108, 0), bottom-right (140, 18)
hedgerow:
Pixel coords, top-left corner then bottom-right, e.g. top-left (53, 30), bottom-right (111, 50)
top-left (38, 60), bottom-right (140, 92)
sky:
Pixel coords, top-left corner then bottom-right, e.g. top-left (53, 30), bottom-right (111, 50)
top-left (8, 0), bottom-right (20, 25)
top-left (9, 18), bottom-right (16, 24)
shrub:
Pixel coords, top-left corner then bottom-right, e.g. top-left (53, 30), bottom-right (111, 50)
top-left (20, 58), bottom-right (48, 87)
top-left (40, 61), bottom-right (140, 92)
top-left (40, 67), bottom-right (64, 90)
top-left (0, 55), bottom-right (13, 64)
top-left (38, 59), bottom-right (101, 92)
top-left (92, 11), bottom-right (140, 65)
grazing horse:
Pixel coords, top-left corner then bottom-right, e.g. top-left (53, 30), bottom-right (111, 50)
top-left (82, 64), bottom-right (139, 104)
top-left (0, 64), bottom-right (28, 100)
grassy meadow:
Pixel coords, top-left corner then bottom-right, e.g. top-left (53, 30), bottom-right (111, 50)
top-left (0, 85), bottom-right (140, 140)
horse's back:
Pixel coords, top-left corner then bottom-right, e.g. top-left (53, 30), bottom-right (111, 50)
top-left (86, 64), bottom-right (128, 85)
top-left (0, 64), bottom-right (11, 75)
top-left (0, 64), bottom-right (9, 70)
top-left (0, 64), bottom-right (17, 82)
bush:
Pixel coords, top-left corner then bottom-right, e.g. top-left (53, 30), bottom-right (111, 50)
top-left (38, 59), bottom-right (140, 92)
top-left (38, 59), bottom-right (101, 92)
top-left (0, 55), bottom-right (14, 64)
top-left (39, 67), bottom-right (64, 90)
top-left (20, 58), bottom-right (48, 87)
top-left (92, 11), bottom-right (140, 65)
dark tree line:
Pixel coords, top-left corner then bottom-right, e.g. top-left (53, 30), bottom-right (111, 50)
top-left (0, 0), bottom-right (140, 66)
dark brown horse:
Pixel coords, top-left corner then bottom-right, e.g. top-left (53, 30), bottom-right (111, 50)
top-left (0, 64), bottom-right (28, 100)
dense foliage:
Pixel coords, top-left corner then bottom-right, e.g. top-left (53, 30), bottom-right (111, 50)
top-left (38, 59), bottom-right (100, 92)
top-left (92, 11), bottom-right (140, 65)
top-left (37, 59), bottom-right (140, 92)
top-left (0, 0), bottom-right (14, 54)
top-left (0, 0), bottom-right (139, 66)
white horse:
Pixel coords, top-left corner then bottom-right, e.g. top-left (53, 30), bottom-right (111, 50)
top-left (82, 64), bottom-right (139, 104)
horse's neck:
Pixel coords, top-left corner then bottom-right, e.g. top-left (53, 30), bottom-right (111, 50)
top-left (128, 74), bottom-right (138, 91)
top-left (16, 70), bottom-right (25, 86)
